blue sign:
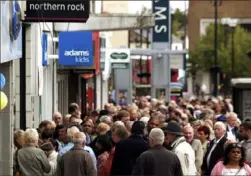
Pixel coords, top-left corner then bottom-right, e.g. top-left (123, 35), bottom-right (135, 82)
top-left (0, 73), bottom-right (6, 90)
top-left (152, 0), bottom-right (170, 42)
top-left (59, 32), bottom-right (93, 66)
top-left (42, 33), bottom-right (48, 66)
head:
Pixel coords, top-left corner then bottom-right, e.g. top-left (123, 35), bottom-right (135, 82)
top-left (223, 143), bottom-right (246, 166)
top-left (99, 115), bottom-right (113, 126)
top-left (69, 103), bottom-right (80, 117)
top-left (112, 126), bottom-right (129, 144)
top-left (69, 115), bottom-right (80, 126)
top-left (14, 129), bottom-right (24, 149)
top-left (131, 121), bottom-right (145, 135)
top-left (226, 112), bottom-right (238, 127)
top-left (242, 121), bottom-right (251, 140)
top-left (149, 128), bottom-right (165, 148)
top-left (164, 122), bottom-right (183, 145)
top-left (63, 114), bottom-right (71, 125)
top-left (57, 126), bottom-right (67, 143)
top-left (38, 120), bottom-right (53, 133)
top-left (53, 112), bottom-right (62, 125)
top-left (82, 119), bottom-right (94, 134)
top-left (95, 135), bottom-right (113, 154)
top-left (41, 129), bottom-right (54, 143)
top-left (67, 126), bottom-right (80, 143)
top-left (40, 142), bottom-right (54, 157)
top-left (183, 126), bottom-right (194, 143)
top-left (73, 132), bottom-right (86, 147)
top-left (23, 128), bottom-right (39, 146)
top-left (147, 116), bottom-right (161, 133)
top-left (214, 121), bottom-right (226, 139)
top-left (197, 125), bottom-right (210, 143)
top-left (117, 110), bottom-right (130, 123)
top-left (96, 122), bottom-right (110, 135)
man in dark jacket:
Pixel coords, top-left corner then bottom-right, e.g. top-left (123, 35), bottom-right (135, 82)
top-left (110, 121), bottom-right (148, 176)
top-left (201, 121), bottom-right (228, 175)
top-left (132, 128), bottom-right (183, 176)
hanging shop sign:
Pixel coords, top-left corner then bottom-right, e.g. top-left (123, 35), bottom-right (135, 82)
top-left (42, 33), bottom-right (48, 66)
top-left (0, 1), bottom-right (22, 63)
top-left (25, 0), bottom-right (90, 22)
top-left (59, 32), bottom-right (93, 67)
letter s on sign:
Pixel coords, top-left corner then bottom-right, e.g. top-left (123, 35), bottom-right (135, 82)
top-left (155, 25), bottom-right (167, 33)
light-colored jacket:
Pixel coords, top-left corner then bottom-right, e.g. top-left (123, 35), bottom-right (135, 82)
top-left (16, 146), bottom-right (51, 176)
top-left (191, 139), bottom-right (203, 172)
top-left (171, 137), bottom-right (197, 175)
top-left (44, 150), bottom-right (58, 176)
top-left (211, 161), bottom-right (251, 176)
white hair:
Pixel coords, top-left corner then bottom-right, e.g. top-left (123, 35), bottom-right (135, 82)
top-left (140, 116), bottom-right (150, 126)
top-left (214, 121), bottom-right (226, 131)
top-left (73, 132), bottom-right (86, 145)
top-left (226, 112), bottom-right (238, 120)
top-left (67, 126), bottom-right (80, 142)
top-left (149, 128), bottom-right (165, 146)
top-left (100, 115), bottom-right (111, 122)
top-left (23, 128), bottom-right (39, 144)
top-left (113, 121), bottom-right (125, 127)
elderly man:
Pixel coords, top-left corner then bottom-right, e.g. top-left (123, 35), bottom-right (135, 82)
top-left (57, 132), bottom-right (96, 176)
top-left (132, 128), bottom-right (183, 176)
top-left (225, 112), bottom-right (239, 142)
top-left (184, 126), bottom-right (203, 174)
top-left (163, 122), bottom-right (197, 175)
top-left (53, 112), bottom-right (62, 126)
top-left (201, 121), bottom-right (228, 175)
top-left (57, 126), bottom-right (97, 168)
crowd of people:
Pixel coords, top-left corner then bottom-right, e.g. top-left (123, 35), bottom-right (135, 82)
top-left (13, 96), bottom-right (251, 176)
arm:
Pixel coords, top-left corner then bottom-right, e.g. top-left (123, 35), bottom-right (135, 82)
top-left (38, 150), bottom-right (51, 173)
top-left (174, 155), bottom-right (184, 176)
top-left (57, 156), bottom-right (63, 176)
top-left (85, 154), bottom-right (97, 176)
top-left (195, 141), bottom-right (204, 171)
top-left (131, 156), bottom-right (143, 176)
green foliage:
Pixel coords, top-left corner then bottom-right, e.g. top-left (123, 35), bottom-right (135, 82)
top-left (188, 23), bottom-right (251, 77)
top-left (171, 9), bottom-right (187, 38)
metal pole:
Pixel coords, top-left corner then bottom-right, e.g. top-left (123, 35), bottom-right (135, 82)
top-left (20, 23), bottom-right (26, 130)
top-left (213, 0), bottom-right (219, 97)
top-left (231, 28), bottom-right (235, 78)
top-left (140, 29), bottom-right (143, 84)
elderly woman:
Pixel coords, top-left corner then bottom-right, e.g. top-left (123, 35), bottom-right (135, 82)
top-left (14, 128), bottom-right (51, 176)
top-left (211, 143), bottom-right (251, 175)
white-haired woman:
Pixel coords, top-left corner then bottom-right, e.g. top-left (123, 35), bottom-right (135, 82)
top-left (14, 128), bottom-right (51, 176)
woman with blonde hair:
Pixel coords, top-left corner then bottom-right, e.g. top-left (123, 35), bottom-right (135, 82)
top-left (14, 128), bottom-right (51, 176)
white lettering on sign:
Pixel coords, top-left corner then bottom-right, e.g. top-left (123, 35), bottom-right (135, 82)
top-left (64, 50), bottom-right (89, 57)
top-left (154, 2), bottom-right (168, 34)
top-left (75, 57), bottom-right (90, 63)
top-left (29, 3), bottom-right (85, 11)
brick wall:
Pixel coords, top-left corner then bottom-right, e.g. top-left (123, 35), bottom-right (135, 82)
top-left (188, 1), bottom-right (251, 50)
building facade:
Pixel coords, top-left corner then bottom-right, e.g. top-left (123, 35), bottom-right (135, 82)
top-left (188, 1), bottom-right (251, 94)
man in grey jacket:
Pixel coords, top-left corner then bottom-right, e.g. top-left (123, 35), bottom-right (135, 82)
top-left (57, 132), bottom-right (96, 176)
top-left (132, 128), bottom-right (183, 176)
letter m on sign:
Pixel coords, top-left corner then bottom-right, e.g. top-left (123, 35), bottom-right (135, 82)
top-left (152, 0), bottom-right (170, 43)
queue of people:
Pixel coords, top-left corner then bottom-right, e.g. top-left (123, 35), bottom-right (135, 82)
top-left (12, 97), bottom-right (251, 176)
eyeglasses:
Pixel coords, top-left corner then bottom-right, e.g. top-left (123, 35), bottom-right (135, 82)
top-left (229, 143), bottom-right (242, 148)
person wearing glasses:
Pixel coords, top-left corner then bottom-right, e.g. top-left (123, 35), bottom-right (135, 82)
top-left (211, 143), bottom-right (251, 176)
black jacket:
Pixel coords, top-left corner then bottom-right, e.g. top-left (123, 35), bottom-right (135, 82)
top-left (201, 136), bottom-right (227, 175)
top-left (110, 134), bottom-right (148, 176)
